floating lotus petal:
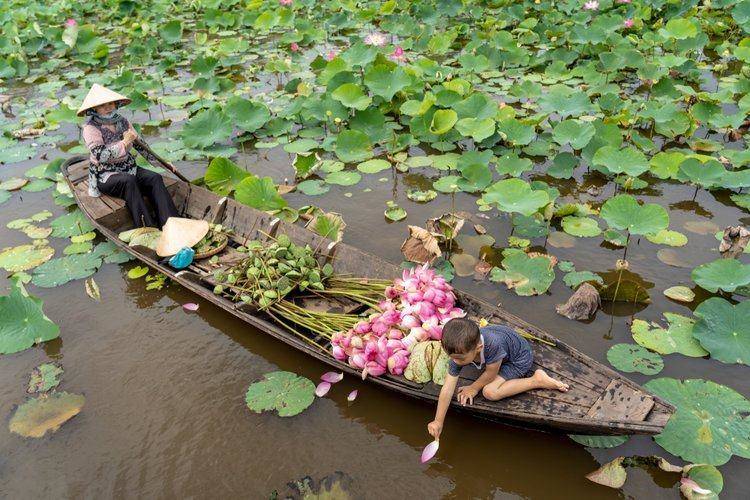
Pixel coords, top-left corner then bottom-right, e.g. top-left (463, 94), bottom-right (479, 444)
top-left (182, 303), bottom-right (199, 311)
top-left (347, 390), bottom-right (358, 402)
top-left (315, 381), bottom-right (331, 397)
top-left (321, 371), bottom-right (343, 383)
top-left (421, 440), bottom-right (440, 463)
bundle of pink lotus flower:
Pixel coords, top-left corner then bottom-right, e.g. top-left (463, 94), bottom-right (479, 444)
top-left (331, 265), bottom-right (465, 378)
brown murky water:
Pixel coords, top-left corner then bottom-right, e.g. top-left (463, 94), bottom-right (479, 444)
top-left (1, 116), bottom-right (749, 499)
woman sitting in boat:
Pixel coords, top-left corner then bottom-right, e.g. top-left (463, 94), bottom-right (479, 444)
top-left (78, 84), bottom-right (178, 228)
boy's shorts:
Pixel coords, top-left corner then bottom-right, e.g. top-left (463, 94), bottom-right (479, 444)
top-left (499, 343), bottom-right (534, 380)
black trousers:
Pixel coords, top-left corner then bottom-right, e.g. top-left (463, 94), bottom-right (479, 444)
top-left (98, 167), bottom-right (179, 228)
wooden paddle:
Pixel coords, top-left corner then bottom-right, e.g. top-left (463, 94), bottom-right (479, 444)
top-left (133, 137), bottom-right (191, 183)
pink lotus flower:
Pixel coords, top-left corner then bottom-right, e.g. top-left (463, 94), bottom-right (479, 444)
top-left (325, 50), bottom-right (337, 61)
top-left (354, 321), bottom-right (371, 334)
top-left (400, 314), bottom-right (420, 329)
top-left (390, 46), bottom-right (407, 63)
top-left (617, 0), bottom-right (631, 3)
top-left (387, 328), bottom-right (404, 340)
top-left (279, 0), bottom-right (293, 5)
top-left (65, 19), bottom-right (77, 27)
top-left (332, 345), bottom-right (347, 360)
top-left (290, 42), bottom-right (300, 52)
top-left (623, 19), bottom-right (634, 28)
top-left (583, 0), bottom-right (599, 10)
top-left (364, 32), bottom-right (388, 47)
top-left (362, 361), bottom-right (386, 379)
top-left (350, 353), bottom-right (367, 370)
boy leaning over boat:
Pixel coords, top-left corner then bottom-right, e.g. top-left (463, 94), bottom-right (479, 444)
top-left (427, 317), bottom-right (569, 440)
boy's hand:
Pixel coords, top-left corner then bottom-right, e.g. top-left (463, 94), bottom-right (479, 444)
top-left (427, 420), bottom-right (442, 439)
top-left (123, 128), bottom-right (138, 145)
top-left (457, 385), bottom-right (479, 406)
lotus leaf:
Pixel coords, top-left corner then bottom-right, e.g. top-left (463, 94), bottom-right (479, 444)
top-left (50, 210), bottom-right (94, 238)
top-left (663, 286), bottom-right (695, 302)
top-left (563, 270), bottom-right (603, 289)
top-left (224, 96), bottom-right (269, 133)
top-left (325, 171), bottom-right (361, 186)
top-left (691, 258), bottom-right (750, 293)
top-left (22, 179), bottom-right (54, 192)
top-left (432, 175), bottom-right (461, 193)
top-left (552, 120), bottom-right (594, 149)
top-left (0, 282), bottom-right (59, 354)
top-left (646, 229), bottom-right (687, 247)
top-left (677, 159), bottom-right (726, 189)
top-left (160, 20), bottom-right (182, 43)
top-left (180, 107), bottom-right (232, 149)
top-left (63, 242), bottom-right (93, 255)
top-left (204, 157), bottom-right (250, 195)
top-left (600, 194), bottom-right (669, 236)
top-left (129, 230), bottom-right (161, 250)
top-left (27, 363), bottom-right (63, 393)
top-left (127, 266), bottom-right (149, 279)
top-left (429, 109), bottom-right (458, 135)
top-left (9, 392), bottom-right (85, 438)
top-left (235, 175), bottom-right (288, 211)
top-left (31, 253), bottom-right (102, 288)
top-left (297, 179), bottom-right (329, 196)
top-left (482, 179), bottom-right (550, 217)
top-left (693, 298), bottom-right (750, 365)
top-left (490, 249), bottom-right (555, 296)
top-left (364, 65), bottom-right (411, 101)
top-left (334, 130), bottom-right (372, 163)
top-left (245, 371), bottom-right (315, 417)
top-left (406, 189), bottom-right (437, 203)
top-left (561, 216), bottom-right (601, 237)
top-left (306, 212), bottom-right (346, 243)
top-left (645, 377), bottom-right (750, 465)
top-left (631, 312), bottom-right (706, 357)
top-left (331, 83), bottom-right (372, 111)
top-left (0, 244), bottom-right (54, 272)
top-left (0, 177), bottom-right (28, 191)
top-left (569, 435), bottom-right (629, 449)
top-left (606, 343), bottom-right (663, 375)
top-left (0, 190), bottom-right (10, 205)
top-left (356, 159), bottom-right (390, 174)
top-left (92, 241), bottom-right (132, 264)
top-left (384, 201), bottom-right (407, 221)
top-left (592, 146), bottom-right (649, 177)
top-left (495, 153), bottom-right (532, 177)
top-left (455, 117), bottom-right (495, 142)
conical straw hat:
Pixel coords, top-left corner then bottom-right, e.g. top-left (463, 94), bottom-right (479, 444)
top-left (76, 83), bottom-right (131, 117)
top-left (156, 217), bottom-right (210, 257)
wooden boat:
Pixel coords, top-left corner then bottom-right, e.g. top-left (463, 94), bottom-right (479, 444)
top-left (62, 156), bottom-right (674, 436)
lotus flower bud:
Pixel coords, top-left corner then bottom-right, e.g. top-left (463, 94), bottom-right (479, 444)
top-left (362, 360), bottom-right (386, 379)
top-left (371, 320), bottom-right (389, 336)
top-left (350, 353), bottom-right (366, 369)
top-left (400, 314), bottom-right (420, 329)
top-left (387, 328), bottom-right (404, 340)
top-left (332, 345), bottom-right (347, 360)
top-left (417, 301), bottom-right (436, 321)
top-left (365, 339), bottom-right (379, 358)
top-left (381, 309), bottom-right (401, 326)
top-left (350, 336), bottom-right (364, 349)
top-left (354, 321), bottom-right (371, 334)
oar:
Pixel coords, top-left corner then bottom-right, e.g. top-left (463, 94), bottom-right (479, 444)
top-left (133, 137), bottom-right (191, 183)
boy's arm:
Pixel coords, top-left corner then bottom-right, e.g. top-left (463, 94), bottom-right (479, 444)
top-left (427, 373), bottom-right (459, 439)
top-left (457, 361), bottom-right (501, 405)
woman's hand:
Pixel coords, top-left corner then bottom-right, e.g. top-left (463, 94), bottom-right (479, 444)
top-left (457, 385), bottom-right (479, 406)
top-left (122, 128), bottom-right (138, 146)
top-left (427, 420), bottom-right (443, 440)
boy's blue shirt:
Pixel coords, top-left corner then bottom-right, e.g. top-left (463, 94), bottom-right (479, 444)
top-left (447, 324), bottom-right (531, 376)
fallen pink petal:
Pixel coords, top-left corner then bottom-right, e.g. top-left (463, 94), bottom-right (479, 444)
top-left (321, 371), bottom-right (344, 383)
top-left (182, 303), bottom-right (199, 312)
top-left (421, 440), bottom-right (440, 463)
top-left (680, 478), bottom-right (711, 495)
top-left (315, 381), bottom-right (331, 397)
top-left (347, 390), bottom-right (358, 402)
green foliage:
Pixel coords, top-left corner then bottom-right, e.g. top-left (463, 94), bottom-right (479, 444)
top-left (0, 282), bottom-right (59, 354)
top-left (245, 371), bottom-right (315, 417)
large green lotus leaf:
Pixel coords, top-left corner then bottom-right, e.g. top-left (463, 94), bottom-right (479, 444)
top-left (649, 151), bottom-right (685, 180)
top-left (645, 377), bottom-right (750, 465)
top-left (160, 20), bottom-right (182, 43)
top-left (0, 178), bottom-right (29, 191)
top-left (482, 179), bottom-right (549, 216)
top-left (693, 298), bottom-right (750, 365)
top-left (180, 107), bottom-right (232, 149)
top-left (495, 153), bottom-right (533, 177)
top-left (676, 159), bottom-right (726, 188)
top-left (235, 175), bottom-right (287, 211)
top-left (569, 435), bottom-right (629, 448)
top-left (364, 65), bottom-right (411, 101)
top-left (432, 175), bottom-right (462, 193)
top-left (552, 120), bottom-right (594, 149)
top-left (606, 343), bottom-right (663, 375)
top-left (27, 363), bottom-right (63, 393)
top-left (0, 244), bottom-right (54, 272)
top-left (204, 157), bottom-right (250, 195)
top-left (561, 216), bottom-right (601, 237)
top-left (562, 270), bottom-right (603, 288)
top-left (92, 241), bottom-right (132, 264)
top-left (691, 258), bottom-right (750, 293)
top-left (325, 170), bottom-right (361, 186)
top-left (631, 313), bottom-right (707, 357)
top-left (245, 371), bottom-right (315, 417)
top-left (50, 210), bottom-right (94, 238)
top-left (331, 83), bottom-right (372, 111)
top-left (592, 146), bottom-right (649, 177)
top-left (297, 180), bottom-right (329, 196)
top-left (31, 253), bottom-right (102, 288)
top-left (429, 109), bottom-right (458, 135)
top-left (356, 159), bottom-right (391, 174)
top-left (9, 392), bottom-right (85, 438)
top-left (0, 282), bottom-right (59, 354)
top-left (489, 249), bottom-right (555, 296)
top-left (645, 229), bottom-right (687, 247)
top-left (22, 179), bottom-right (54, 192)
top-left (451, 92), bottom-right (497, 120)
top-left (496, 117), bottom-right (535, 146)
top-left (224, 96), bottom-right (270, 133)
top-left (455, 117), bottom-right (495, 142)
top-left (457, 163), bottom-right (492, 192)
top-left (284, 139), bottom-right (319, 154)
top-left (664, 18), bottom-right (698, 39)
top-left (600, 194), bottom-right (669, 236)
top-left (334, 130), bottom-right (373, 163)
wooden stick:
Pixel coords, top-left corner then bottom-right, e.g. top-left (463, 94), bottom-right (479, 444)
top-left (134, 137), bottom-right (191, 183)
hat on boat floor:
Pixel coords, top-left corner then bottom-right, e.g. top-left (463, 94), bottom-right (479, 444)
top-left (156, 217), bottom-right (210, 257)
top-left (76, 83), bottom-right (132, 117)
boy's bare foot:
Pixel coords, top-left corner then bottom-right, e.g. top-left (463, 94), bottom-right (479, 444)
top-left (533, 369), bottom-right (570, 392)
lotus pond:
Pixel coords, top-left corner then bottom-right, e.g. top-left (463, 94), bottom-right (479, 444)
top-left (2, 0), bottom-right (750, 497)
